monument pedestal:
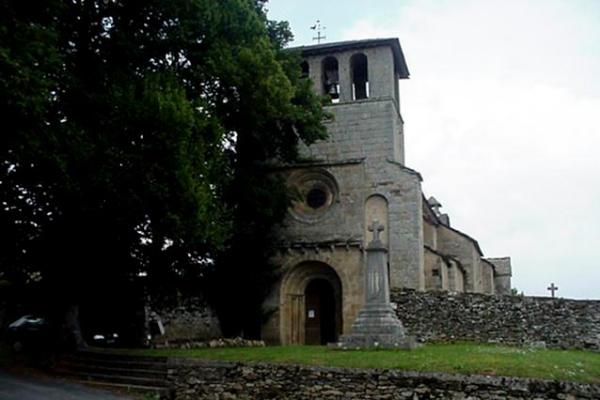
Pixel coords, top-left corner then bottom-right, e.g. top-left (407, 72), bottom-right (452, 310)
top-left (335, 221), bottom-right (417, 349)
top-left (336, 303), bottom-right (417, 349)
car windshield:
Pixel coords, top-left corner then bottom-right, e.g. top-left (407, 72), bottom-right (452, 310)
top-left (8, 315), bottom-right (45, 328)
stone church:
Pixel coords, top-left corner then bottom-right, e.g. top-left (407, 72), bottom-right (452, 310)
top-left (262, 38), bottom-right (512, 345)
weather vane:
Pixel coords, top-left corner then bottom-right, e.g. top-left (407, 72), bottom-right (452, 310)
top-left (310, 20), bottom-right (326, 44)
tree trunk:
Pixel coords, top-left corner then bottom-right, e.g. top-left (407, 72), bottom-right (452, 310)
top-left (64, 304), bottom-right (87, 350)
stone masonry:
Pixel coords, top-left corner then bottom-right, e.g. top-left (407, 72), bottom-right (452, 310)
top-left (337, 221), bottom-right (415, 349)
top-left (168, 358), bottom-right (600, 400)
top-left (150, 297), bottom-right (221, 343)
top-left (263, 38), bottom-right (513, 345)
top-left (392, 289), bottom-right (600, 350)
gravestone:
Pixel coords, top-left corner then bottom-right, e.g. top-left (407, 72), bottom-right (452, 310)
top-left (335, 221), bottom-right (417, 349)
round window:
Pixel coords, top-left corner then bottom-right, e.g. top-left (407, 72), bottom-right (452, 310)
top-left (287, 169), bottom-right (338, 223)
top-left (306, 188), bottom-right (327, 209)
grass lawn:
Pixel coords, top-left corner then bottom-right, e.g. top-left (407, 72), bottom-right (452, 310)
top-left (117, 343), bottom-right (600, 384)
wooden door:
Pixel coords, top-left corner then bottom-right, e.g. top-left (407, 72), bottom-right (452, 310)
top-left (304, 279), bottom-right (337, 345)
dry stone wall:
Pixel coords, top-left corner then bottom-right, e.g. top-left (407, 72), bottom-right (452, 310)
top-left (150, 297), bottom-right (221, 344)
top-left (391, 289), bottom-right (600, 350)
top-left (168, 359), bottom-right (600, 400)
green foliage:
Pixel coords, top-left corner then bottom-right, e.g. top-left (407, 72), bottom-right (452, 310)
top-left (204, 2), bottom-right (327, 337)
top-left (119, 343), bottom-right (600, 384)
top-left (0, 0), bottom-right (326, 340)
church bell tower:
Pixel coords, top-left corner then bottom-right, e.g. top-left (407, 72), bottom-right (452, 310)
top-left (262, 39), bottom-right (426, 345)
top-left (301, 38), bottom-right (410, 165)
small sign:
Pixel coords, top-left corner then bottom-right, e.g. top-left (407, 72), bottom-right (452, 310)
top-left (308, 309), bottom-right (316, 319)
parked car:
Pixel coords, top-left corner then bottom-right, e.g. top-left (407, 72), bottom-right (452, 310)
top-left (90, 331), bottom-right (121, 347)
top-left (7, 314), bottom-right (50, 351)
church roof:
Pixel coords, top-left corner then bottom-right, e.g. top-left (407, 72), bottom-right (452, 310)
top-left (422, 195), bottom-right (440, 225)
top-left (443, 224), bottom-right (484, 257)
top-left (424, 245), bottom-right (466, 273)
top-left (290, 38), bottom-right (410, 78)
top-left (481, 258), bottom-right (497, 272)
top-left (421, 193), bottom-right (484, 256)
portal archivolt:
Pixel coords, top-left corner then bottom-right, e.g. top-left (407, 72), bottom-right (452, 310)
top-left (280, 261), bottom-right (342, 345)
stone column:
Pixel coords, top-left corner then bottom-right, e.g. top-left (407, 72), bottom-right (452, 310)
top-left (335, 221), bottom-right (416, 349)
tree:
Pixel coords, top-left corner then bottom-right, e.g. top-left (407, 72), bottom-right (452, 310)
top-left (205, 5), bottom-right (329, 338)
top-left (0, 0), bottom-right (326, 347)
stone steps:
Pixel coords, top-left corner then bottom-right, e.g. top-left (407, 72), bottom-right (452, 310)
top-left (74, 349), bottom-right (169, 363)
top-left (61, 353), bottom-right (168, 371)
top-left (69, 380), bottom-right (172, 399)
top-left (57, 362), bottom-right (167, 379)
top-left (53, 350), bottom-right (172, 399)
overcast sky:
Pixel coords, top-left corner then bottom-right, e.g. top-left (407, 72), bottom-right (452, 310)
top-left (267, 0), bottom-right (600, 299)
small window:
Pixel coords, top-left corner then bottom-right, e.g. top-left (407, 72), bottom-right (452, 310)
top-left (350, 53), bottom-right (369, 100)
top-left (306, 188), bottom-right (327, 209)
top-left (322, 56), bottom-right (340, 103)
top-left (300, 61), bottom-right (309, 78)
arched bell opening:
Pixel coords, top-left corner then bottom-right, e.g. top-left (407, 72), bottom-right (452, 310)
top-left (300, 60), bottom-right (309, 79)
top-left (322, 56), bottom-right (340, 103)
top-left (350, 53), bottom-right (369, 100)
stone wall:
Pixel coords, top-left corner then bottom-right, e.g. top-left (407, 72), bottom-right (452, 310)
top-left (150, 297), bottom-right (221, 344)
top-left (480, 260), bottom-right (495, 295)
top-left (168, 358), bottom-right (600, 400)
top-left (487, 257), bottom-right (512, 295)
top-left (447, 261), bottom-right (465, 293)
top-left (392, 289), bottom-right (600, 350)
top-left (437, 225), bottom-right (482, 293)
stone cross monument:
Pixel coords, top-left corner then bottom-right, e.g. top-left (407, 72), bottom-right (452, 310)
top-left (335, 220), bottom-right (416, 349)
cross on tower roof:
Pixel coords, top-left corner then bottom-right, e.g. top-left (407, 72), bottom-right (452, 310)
top-left (547, 282), bottom-right (559, 298)
top-left (368, 220), bottom-right (385, 242)
top-left (310, 20), bottom-right (326, 44)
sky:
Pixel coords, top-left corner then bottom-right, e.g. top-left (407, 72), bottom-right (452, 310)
top-left (266, 0), bottom-right (600, 299)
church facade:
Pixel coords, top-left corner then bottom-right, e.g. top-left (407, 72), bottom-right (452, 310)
top-left (262, 38), bottom-right (512, 345)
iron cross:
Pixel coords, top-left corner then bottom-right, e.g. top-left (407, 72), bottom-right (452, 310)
top-left (547, 282), bottom-right (559, 298)
top-left (310, 20), bottom-right (326, 44)
top-left (368, 220), bottom-right (385, 241)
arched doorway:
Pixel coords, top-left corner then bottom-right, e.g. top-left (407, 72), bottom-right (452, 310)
top-left (280, 261), bottom-right (343, 345)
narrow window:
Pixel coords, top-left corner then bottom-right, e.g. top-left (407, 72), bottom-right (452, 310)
top-left (300, 61), bottom-right (309, 78)
top-left (350, 53), bottom-right (369, 100)
top-left (322, 56), bottom-right (340, 103)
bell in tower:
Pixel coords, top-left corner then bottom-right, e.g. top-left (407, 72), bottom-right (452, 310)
top-left (322, 56), bottom-right (340, 103)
